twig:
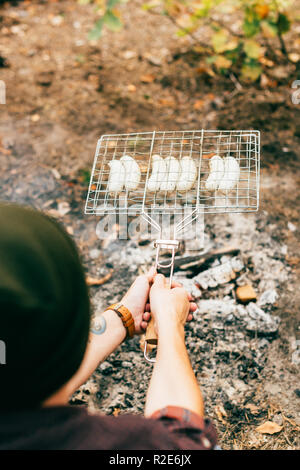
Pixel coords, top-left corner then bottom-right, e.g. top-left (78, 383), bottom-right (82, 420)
top-left (211, 17), bottom-right (243, 38)
top-left (147, 7), bottom-right (213, 52)
top-left (229, 72), bottom-right (243, 91)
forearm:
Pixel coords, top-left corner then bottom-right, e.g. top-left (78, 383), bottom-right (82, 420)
top-left (65, 309), bottom-right (126, 396)
top-left (145, 324), bottom-right (204, 418)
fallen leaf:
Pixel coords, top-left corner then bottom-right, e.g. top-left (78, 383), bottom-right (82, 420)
top-left (214, 55), bottom-right (232, 69)
top-left (259, 56), bottom-right (275, 67)
top-left (256, 421), bottom-right (283, 434)
top-left (286, 256), bottom-right (300, 266)
top-left (215, 405), bottom-right (227, 424)
top-left (260, 73), bottom-right (277, 88)
top-left (245, 403), bottom-right (260, 415)
top-left (195, 65), bottom-right (215, 77)
top-left (127, 84), bottom-right (136, 92)
top-left (193, 99), bottom-right (205, 110)
top-left (255, 4), bottom-right (269, 19)
top-left (86, 270), bottom-right (113, 286)
top-left (0, 147), bottom-right (11, 155)
top-left (207, 93), bottom-right (215, 100)
top-left (113, 408), bottom-right (121, 416)
top-left (202, 152), bottom-right (216, 159)
top-left (158, 98), bottom-right (175, 107)
top-left (140, 74), bottom-right (155, 83)
top-left (289, 53), bottom-right (300, 63)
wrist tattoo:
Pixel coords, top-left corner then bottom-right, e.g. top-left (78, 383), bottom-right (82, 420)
top-left (90, 315), bottom-right (107, 335)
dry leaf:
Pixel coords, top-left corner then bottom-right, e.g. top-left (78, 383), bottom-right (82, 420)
top-left (245, 403), bottom-right (260, 415)
top-left (202, 152), bottom-right (216, 159)
top-left (193, 99), bottom-right (205, 110)
top-left (140, 74), bottom-right (155, 83)
top-left (260, 73), bottom-right (277, 88)
top-left (127, 84), bottom-right (136, 92)
top-left (0, 147), bottom-right (12, 155)
top-left (158, 98), bottom-right (175, 107)
top-left (288, 53), bottom-right (300, 63)
top-left (256, 421), bottom-right (283, 434)
top-left (86, 270), bottom-right (113, 286)
top-left (286, 256), bottom-right (300, 267)
top-left (195, 65), bottom-right (215, 77)
top-left (215, 405), bottom-right (227, 424)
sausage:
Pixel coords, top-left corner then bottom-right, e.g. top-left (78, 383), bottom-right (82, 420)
top-left (160, 156), bottom-right (180, 191)
top-left (120, 155), bottom-right (141, 191)
top-left (205, 155), bottom-right (225, 191)
top-left (176, 156), bottom-right (197, 191)
top-left (147, 154), bottom-right (166, 192)
top-left (218, 156), bottom-right (240, 193)
top-left (107, 160), bottom-right (126, 193)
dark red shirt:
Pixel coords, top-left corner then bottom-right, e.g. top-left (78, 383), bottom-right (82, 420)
top-left (0, 405), bottom-right (217, 450)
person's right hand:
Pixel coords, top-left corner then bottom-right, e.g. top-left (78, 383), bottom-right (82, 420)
top-left (149, 274), bottom-right (197, 335)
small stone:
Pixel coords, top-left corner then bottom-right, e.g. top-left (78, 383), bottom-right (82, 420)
top-left (90, 248), bottom-right (101, 259)
top-left (236, 285), bottom-right (257, 303)
top-left (257, 289), bottom-right (278, 307)
top-left (99, 361), bottom-right (113, 375)
top-left (122, 361), bottom-right (132, 368)
top-left (294, 389), bottom-right (300, 398)
top-left (123, 50), bottom-right (137, 60)
top-left (287, 222), bottom-right (297, 232)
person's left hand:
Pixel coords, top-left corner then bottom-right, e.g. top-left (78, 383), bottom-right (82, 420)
top-left (121, 267), bottom-right (156, 335)
top-left (121, 268), bottom-right (198, 335)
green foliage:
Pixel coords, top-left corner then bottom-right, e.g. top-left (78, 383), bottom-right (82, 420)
top-left (147, 0), bottom-right (296, 81)
top-left (81, 0), bottom-right (297, 81)
top-left (79, 0), bottom-right (125, 39)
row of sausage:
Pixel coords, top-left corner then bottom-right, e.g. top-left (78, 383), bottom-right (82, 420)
top-left (105, 154), bottom-right (240, 193)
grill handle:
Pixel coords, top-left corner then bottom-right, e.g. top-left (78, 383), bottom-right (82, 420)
top-left (144, 239), bottom-right (179, 363)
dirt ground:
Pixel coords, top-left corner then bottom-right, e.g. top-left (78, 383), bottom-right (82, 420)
top-left (0, 0), bottom-right (299, 450)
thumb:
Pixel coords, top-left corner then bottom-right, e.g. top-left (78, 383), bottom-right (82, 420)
top-left (152, 273), bottom-right (166, 289)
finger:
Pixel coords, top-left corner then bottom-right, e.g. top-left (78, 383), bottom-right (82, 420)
top-left (152, 273), bottom-right (166, 288)
top-left (187, 313), bottom-right (193, 322)
top-left (143, 311), bottom-right (151, 321)
top-left (189, 302), bottom-right (198, 312)
top-left (146, 266), bottom-right (156, 282)
top-left (171, 282), bottom-right (193, 301)
top-left (141, 321), bottom-right (148, 330)
top-left (171, 281), bottom-right (182, 288)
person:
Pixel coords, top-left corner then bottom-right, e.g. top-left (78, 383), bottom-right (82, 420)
top-left (0, 202), bottom-right (217, 450)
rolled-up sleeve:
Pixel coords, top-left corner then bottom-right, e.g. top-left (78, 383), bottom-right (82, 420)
top-left (150, 406), bottom-right (218, 450)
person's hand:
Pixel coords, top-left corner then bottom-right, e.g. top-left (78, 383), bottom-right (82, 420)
top-left (149, 274), bottom-right (197, 336)
top-left (121, 267), bottom-right (156, 335)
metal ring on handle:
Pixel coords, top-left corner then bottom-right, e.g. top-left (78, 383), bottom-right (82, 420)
top-left (144, 341), bottom-right (156, 363)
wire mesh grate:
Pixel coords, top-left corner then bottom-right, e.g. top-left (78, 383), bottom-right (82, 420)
top-left (85, 129), bottom-right (260, 216)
